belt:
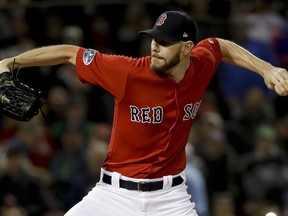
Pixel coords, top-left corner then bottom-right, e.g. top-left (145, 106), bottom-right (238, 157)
top-left (102, 173), bottom-right (184, 192)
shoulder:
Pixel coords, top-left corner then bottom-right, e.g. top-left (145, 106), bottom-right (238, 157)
top-left (77, 48), bottom-right (150, 69)
top-left (193, 38), bottom-right (221, 54)
top-left (78, 47), bottom-right (148, 61)
top-left (191, 38), bottom-right (222, 62)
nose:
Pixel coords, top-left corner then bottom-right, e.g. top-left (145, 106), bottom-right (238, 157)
top-left (151, 39), bottom-right (160, 53)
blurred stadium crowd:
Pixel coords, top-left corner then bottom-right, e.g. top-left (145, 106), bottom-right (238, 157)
top-left (1, 0), bottom-right (288, 216)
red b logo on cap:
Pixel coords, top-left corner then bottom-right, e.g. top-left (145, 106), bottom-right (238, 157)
top-left (156, 13), bottom-right (167, 26)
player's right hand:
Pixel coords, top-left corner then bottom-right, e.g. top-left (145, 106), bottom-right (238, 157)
top-left (263, 67), bottom-right (288, 96)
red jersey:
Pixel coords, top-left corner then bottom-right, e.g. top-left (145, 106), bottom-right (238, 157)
top-left (75, 38), bottom-right (222, 178)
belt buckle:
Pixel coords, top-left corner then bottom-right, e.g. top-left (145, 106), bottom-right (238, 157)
top-left (137, 181), bottom-right (147, 191)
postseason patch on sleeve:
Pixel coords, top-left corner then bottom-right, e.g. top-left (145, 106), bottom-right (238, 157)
top-left (83, 49), bottom-right (97, 65)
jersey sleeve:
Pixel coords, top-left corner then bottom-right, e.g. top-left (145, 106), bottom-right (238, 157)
top-left (75, 48), bottom-right (132, 100)
top-left (192, 38), bottom-right (222, 71)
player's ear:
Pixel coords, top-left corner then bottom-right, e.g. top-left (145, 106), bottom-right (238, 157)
top-left (181, 41), bottom-right (193, 55)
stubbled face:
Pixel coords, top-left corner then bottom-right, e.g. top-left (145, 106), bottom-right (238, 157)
top-left (150, 38), bottom-right (182, 76)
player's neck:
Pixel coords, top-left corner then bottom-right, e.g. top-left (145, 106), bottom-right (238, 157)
top-left (167, 58), bottom-right (190, 83)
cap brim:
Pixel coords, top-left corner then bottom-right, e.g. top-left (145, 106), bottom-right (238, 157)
top-left (138, 29), bottom-right (180, 41)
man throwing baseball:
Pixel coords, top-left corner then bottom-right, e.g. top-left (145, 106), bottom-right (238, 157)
top-left (0, 10), bottom-right (288, 216)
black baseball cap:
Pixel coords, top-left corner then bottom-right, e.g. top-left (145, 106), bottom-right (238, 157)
top-left (139, 10), bottom-right (197, 42)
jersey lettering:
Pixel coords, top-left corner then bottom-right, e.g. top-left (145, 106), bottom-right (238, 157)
top-left (130, 105), bottom-right (163, 123)
top-left (130, 105), bottom-right (141, 122)
top-left (152, 106), bottom-right (163, 124)
top-left (183, 101), bottom-right (201, 121)
top-left (142, 107), bottom-right (151, 123)
top-left (130, 102), bottom-right (201, 124)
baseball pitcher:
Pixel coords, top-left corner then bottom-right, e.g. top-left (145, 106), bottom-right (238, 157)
top-left (0, 10), bottom-right (288, 216)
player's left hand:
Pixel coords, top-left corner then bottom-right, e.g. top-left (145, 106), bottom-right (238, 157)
top-left (263, 67), bottom-right (288, 96)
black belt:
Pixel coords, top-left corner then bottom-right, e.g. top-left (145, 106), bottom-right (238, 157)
top-left (102, 173), bottom-right (183, 192)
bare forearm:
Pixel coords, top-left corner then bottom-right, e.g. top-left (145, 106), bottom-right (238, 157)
top-left (216, 38), bottom-right (288, 96)
top-left (0, 44), bottom-right (80, 72)
top-left (216, 38), bottom-right (274, 77)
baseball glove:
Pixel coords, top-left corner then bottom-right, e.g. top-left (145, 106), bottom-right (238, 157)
top-left (0, 69), bottom-right (43, 122)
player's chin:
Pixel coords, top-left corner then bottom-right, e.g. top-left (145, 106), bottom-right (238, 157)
top-left (150, 64), bottom-right (166, 76)
top-left (151, 58), bottom-right (163, 68)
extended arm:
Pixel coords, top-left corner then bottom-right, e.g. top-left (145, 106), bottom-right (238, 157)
top-left (216, 38), bottom-right (288, 96)
top-left (0, 44), bottom-right (79, 72)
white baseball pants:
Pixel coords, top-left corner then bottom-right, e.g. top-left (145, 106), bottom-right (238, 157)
top-left (64, 169), bottom-right (198, 216)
